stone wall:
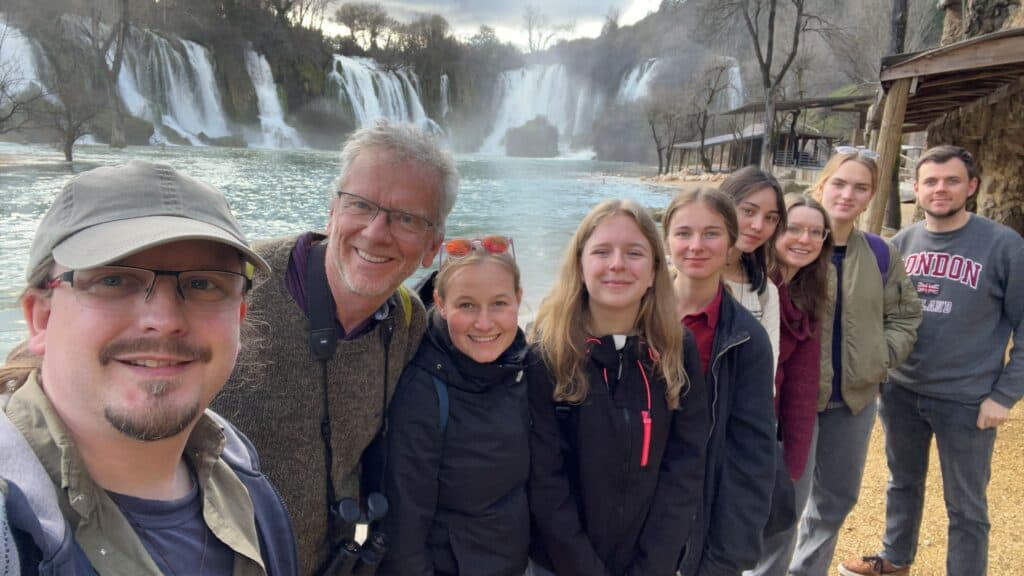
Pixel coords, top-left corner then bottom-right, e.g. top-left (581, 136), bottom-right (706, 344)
top-left (926, 80), bottom-right (1024, 235)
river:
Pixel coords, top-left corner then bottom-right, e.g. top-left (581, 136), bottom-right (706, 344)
top-left (0, 142), bottom-right (676, 356)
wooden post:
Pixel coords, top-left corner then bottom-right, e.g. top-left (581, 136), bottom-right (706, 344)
top-left (865, 77), bottom-right (912, 234)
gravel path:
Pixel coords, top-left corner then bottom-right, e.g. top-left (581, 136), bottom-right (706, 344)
top-left (829, 403), bottom-right (1023, 574)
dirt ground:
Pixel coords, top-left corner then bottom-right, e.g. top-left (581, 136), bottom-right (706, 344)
top-left (828, 402), bottom-right (1024, 575)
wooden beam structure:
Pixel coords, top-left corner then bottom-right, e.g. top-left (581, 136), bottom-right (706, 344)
top-left (879, 30), bottom-right (1024, 82)
top-left (866, 78), bottom-right (911, 234)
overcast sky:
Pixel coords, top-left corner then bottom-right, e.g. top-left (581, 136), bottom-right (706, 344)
top-left (325, 0), bottom-right (663, 47)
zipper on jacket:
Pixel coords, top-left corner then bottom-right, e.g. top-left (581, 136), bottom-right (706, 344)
top-left (707, 334), bottom-right (751, 441)
top-left (637, 360), bottom-right (653, 468)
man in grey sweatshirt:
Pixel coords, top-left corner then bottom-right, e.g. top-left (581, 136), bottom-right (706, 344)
top-left (840, 146), bottom-right (1024, 576)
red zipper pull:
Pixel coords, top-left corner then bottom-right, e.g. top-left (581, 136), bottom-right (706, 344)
top-left (640, 410), bottom-right (652, 467)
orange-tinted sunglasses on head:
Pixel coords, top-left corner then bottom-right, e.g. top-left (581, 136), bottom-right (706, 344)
top-left (441, 235), bottom-right (514, 264)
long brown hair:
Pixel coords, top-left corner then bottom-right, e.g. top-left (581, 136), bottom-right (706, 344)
top-left (529, 199), bottom-right (687, 409)
top-left (770, 194), bottom-right (833, 322)
top-left (719, 166), bottom-right (786, 295)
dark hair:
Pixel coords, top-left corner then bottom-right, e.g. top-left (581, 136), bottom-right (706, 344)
top-left (770, 193), bottom-right (833, 323)
top-left (719, 166), bottom-right (786, 295)
top-left (915, 145), bottom-right (980, 182)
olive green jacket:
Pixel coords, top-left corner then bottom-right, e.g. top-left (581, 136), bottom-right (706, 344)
top-left (817, 230), bottom-right (922, 414)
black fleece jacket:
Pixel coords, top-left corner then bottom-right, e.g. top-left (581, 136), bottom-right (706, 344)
top-left (378, 309), bottom-right (531, 576)
top-left (528, 333), bottom-right (708, 576)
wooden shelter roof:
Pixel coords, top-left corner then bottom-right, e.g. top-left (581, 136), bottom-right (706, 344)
top-left (721, 95), bottom-right (874, 116)
top-left (879, 27), bottom-right (1024, 131)
top-left (673, 122), bottom-right (830, 150)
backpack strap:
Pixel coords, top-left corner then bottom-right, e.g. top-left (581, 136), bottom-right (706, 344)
top-left (398, 284), bottom-right (412, 329)
top-left (864, 232), bottom-right (891, 285)
top-left (431, 376), bottom-right (450, 435)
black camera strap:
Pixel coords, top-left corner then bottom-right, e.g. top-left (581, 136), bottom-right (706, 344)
top-left (305, 243), bottom-right (343, 544)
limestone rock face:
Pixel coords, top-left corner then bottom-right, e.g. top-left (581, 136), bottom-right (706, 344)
top-left (504, 116), bottom-right (559, 158)
top-left (926, 84), bottom-right (1024, 236)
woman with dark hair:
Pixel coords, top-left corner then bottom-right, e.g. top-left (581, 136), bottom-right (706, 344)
top-left (719, 166), bottom-right (787, 371)
top-left (747, 194), bottom-right (834, 576)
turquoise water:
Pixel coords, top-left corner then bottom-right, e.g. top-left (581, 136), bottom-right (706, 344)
top-left (0, 142), bottom-right (675, 355)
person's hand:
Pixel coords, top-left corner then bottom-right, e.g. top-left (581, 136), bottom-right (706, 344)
top-left (976, 398), bottom-right (1010, 430)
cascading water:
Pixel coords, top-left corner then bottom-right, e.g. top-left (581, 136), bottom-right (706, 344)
top-left (0, 18), bottom-right (49, 100)
top-left (481, 64), bottom-right (599, 154)
top-left (439, 72), bottom-right (450, 119)
top-left (244, 50), bottom-right (303, 149)
top-left (723, 56), bottom-right (744, 110)
top-left (117, 28), bottom-right (231, 145)
top-left (327, 55), bottom-right (437, 132)
top-left (616, 59), bottom-right (660, 103)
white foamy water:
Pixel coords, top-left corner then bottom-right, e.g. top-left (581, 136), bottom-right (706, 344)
top-left (244, 50), bottom-right (303, 149)
top-left (481, 64), bottom-right (601, 154)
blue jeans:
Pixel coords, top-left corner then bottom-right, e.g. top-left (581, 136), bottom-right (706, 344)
top-left (789, 400), bottom-right (877, 576)
top-left (743, 421), bottom-right (818, 576)
top-left (878, 383), bottom-right (995, 576)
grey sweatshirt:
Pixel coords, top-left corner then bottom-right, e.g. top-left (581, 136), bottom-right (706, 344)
top-left (889, 214), bottom-right (1024, 408)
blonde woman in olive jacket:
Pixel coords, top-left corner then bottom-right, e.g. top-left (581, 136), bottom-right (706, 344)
top-left (786, 150), bottom-right (922, 576)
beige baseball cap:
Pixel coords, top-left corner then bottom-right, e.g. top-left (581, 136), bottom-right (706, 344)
top-left (27, 160), bottom-right (270, 281)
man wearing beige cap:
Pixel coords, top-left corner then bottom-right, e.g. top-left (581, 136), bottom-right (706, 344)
top-left (0, 160), bottom-right (296, 575)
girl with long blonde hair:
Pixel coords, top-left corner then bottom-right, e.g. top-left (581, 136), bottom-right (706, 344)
top-left (787, 150), bottom-right (921, 576)
top-left (527, 199), bottom-right (707, 576)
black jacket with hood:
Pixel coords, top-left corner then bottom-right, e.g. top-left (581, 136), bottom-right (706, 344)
top-left (528, 333), bottom-right (708, 576)
top-left (378, 308), bottom-right (531, 576)
top-left (677, 288), bottom-right (778, 576)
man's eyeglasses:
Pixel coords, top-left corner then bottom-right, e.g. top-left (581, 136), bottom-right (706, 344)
top-left (336, 191), bottom-right (436, 238)
top-left (834, 145), bottom-right (879, 161)
top-left (47, 265), bottom-right (251, 310)
top-left (441, 236), bottom-right (514, 265)
top-left (783, 225), bottom-right (830, 243)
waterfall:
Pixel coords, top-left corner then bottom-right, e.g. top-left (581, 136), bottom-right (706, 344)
top-left (0, 18), bottom-right (47, 98)
top-left (724, 56), bottom-right (744, 110)
top-left (439, 72), bottom-right (450, 119)
top-left (117, 28), bottom-right (231, 145)
top-left (481, 64), bottom-right (599, 154)
top-left (327, 55), bottom-right (438, 132)
top-left (244, 50), bottom-right (303, 149)
top-left (616, 59), bottom-right (660, 103)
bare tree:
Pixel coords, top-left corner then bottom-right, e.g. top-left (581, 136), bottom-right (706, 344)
top-left (333, 2), bottom-right (390, 51)
top-left (523, 5), bottom-right (575, 53)
top-left (684, 59), bottom-right (734, 172)
top-left (0, 18), bottom-right (46, 134)
top-left (288, 0), bottom-right (329, 29)
top-left (701, 0), bottom-right (837, 172)
top-left (31, 20), bottom-right (105, 161)
top-left (601, 6), bottom-right (622, 36)
top-left (74, 0), bottom-right (129, 148)
top-left (644, 87), bottom-right (687, 175)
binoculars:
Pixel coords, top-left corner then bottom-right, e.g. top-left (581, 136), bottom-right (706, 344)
top-left (320, 492), bottom-right (390, 576)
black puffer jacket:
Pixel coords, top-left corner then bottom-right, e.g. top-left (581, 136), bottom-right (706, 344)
top-left (378, 308), bottom-right (531, 576)
top-left (528, 334), bottom-right (708, 576)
